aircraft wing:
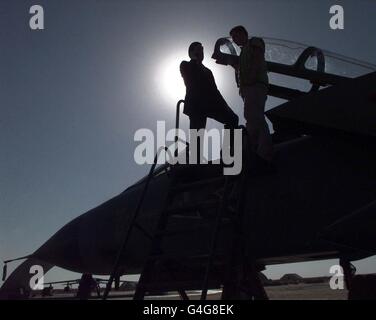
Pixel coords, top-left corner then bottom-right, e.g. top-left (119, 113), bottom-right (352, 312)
top-left (318, 199), bottom-right (376, 257)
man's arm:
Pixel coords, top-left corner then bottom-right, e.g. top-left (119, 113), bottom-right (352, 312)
top-left (180, 61), bottom-right (205, 106)
top-left (180, 61), bottom-right (203, 94)
top-left (179, 61), bottom-right (191, 87)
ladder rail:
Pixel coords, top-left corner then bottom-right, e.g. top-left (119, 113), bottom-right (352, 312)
top-left (133, 171), bottom-right (231, 300)
top-left (221, 162), bottom-right (249, 299)
top-left (200, 175), bottom-right (233, 300)
top-left (103, 100), bottom-right (256, 300)
top-left (174, 100), bottom-right (185, 158)
top-left (135, 126), bottom-right (249, 300)
top-left (201, 126), bottom-right (252, 300)
top-left (102, 146), bottom-right (173, 300)
top-left (133, 170), bottom-right (185, 300)
top-left (105, 99), bottom-right (192, 300)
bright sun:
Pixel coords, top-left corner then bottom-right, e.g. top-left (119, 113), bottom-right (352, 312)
top-left (157, 53), bottom-right (187, 105)
top-left (156, 51), bottom-right (225, 108)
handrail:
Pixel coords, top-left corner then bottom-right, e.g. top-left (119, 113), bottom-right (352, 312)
top-left (133, 100), bottom-right (186, 187)
top-left (175, 100), bottom-right (185, 157)
top-left (102, 146), bottom-right (172, 299)
top-left (175, 100), bottom-right (185, 134)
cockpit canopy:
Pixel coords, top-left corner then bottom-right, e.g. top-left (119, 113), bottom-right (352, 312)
top-left (212, 37), bottom-right (376, 140)
top-left (212, 37), bottom-right (376, 78)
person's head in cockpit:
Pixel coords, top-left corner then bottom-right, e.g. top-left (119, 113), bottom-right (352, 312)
top-left (188, 42), bottom-right (204, 63)
top-left (230, 25), bottom-right (248, 47)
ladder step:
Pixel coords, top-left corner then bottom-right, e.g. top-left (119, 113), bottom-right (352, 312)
top-left (130, 171), bottom-right (245, 300)
top-left (154, 219), bottom-right (232, 237)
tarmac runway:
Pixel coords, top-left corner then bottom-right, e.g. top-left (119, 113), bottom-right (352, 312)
top-left (30, 283), bottom-right (348, 300)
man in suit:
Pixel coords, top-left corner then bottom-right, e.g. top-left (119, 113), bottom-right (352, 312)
top-left (180, 42), bottom-right (238, 162)
top-left (180, 42), bottom-right (239, 130)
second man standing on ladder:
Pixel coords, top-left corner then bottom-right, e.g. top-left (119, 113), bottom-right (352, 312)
top-left (230, 26), bottom-right (274, 164)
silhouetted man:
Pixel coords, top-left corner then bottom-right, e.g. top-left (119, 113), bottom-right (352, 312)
top-left (230, 26), bottom-right (273, 163)
top-left (180, 42), bottom-right (238, 130)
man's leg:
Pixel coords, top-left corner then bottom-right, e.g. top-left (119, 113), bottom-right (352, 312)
top-left (207, 105), bottom-right (239, 157)
top-left (243, 85), bottom-right (273, 162)
top-left (189, 114), bottom-right (207, 163)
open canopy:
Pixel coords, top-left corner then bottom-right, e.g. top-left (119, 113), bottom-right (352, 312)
top-left (212, 37), bottom-right (376, 78)
top-left (213, 37), bottom-right (376, 139)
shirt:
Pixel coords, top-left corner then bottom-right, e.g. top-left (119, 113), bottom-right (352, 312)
top-left (239, 37), bottom-right (269, 89)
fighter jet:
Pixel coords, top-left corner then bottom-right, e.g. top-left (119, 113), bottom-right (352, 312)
top-left (2, 37), bottom-right (376, 299)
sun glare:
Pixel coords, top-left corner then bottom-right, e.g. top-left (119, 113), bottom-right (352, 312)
top-left (156, 50), bottom-right (225, 109)
top-left (158, 53), bottom-right (187, 106)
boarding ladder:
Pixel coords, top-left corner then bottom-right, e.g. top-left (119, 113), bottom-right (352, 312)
top-left (102, 100), bottom-right (267, 300)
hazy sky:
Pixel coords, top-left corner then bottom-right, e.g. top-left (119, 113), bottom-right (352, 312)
top-left (1, 0), bottom-right (376, 285)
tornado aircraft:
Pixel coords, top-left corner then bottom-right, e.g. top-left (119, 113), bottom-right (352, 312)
top-left (2, 37), bottom-right (376, 299)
